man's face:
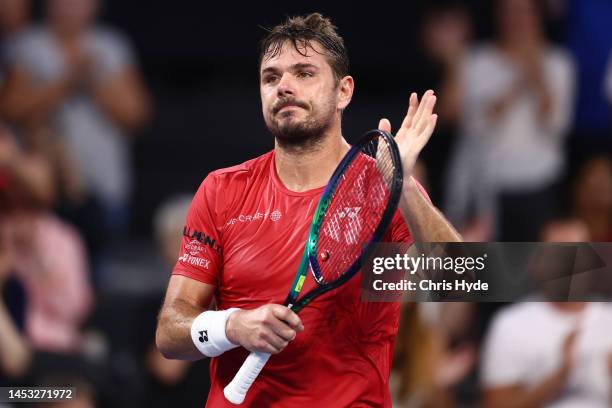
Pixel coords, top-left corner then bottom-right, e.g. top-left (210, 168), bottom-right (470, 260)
top-left (260, 40), bottom-right (346, 147)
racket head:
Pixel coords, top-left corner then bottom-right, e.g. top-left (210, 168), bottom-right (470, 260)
top-left (305, 129), bottom-right (403, 291)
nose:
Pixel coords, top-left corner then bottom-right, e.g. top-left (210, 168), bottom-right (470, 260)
top-left (277, 73), bottom-right (296, 97)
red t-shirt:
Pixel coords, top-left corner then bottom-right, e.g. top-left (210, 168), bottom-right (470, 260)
top-left (172, 150), bottom-right (415, 407)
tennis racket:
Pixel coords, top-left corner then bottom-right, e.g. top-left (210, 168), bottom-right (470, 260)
top-left (223, 129), bottom-right (403, 404)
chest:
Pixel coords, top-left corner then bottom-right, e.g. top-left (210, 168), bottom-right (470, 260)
top-left (216, 188), bottom-right (321, 307)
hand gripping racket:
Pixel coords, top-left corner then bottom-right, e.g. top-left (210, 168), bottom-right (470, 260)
top-left (223, 129), bottom-right (403, 404)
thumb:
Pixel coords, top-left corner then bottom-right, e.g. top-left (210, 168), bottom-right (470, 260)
top-left (378, 118), bottom-right (391, 133)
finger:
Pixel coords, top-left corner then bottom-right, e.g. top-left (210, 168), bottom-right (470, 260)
top-left (400, 93), bottom-right (418, 130)
top-left (416, 95), bottom-right (438, 135)
top-left (418, 114), bottom-right (438, 145)
top-left (261, 330), bottom-right (289, 353)
top-left (378, 118), bottom-right (391, 133)
top-left (268, 318), bottom-right (298, 342)
top-left (271, 305), bottom-right (304, 331)
top-left (412, 90), bottom-right (434, 130)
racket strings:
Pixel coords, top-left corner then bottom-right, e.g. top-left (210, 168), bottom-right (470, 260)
top-left (316, 136), bottom-right (396, 283)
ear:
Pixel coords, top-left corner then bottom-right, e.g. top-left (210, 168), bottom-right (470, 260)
top-left (337, 76), bottom-right (354, 110)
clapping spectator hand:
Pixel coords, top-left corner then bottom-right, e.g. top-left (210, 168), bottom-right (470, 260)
top-left (558, 327), bottom-right (579, 380)
top-left (63, 44), bottom-right (95, 91)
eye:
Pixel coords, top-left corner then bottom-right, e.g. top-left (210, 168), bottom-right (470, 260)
top-left (263, 74), bottom-right (279, 84)
top-left (297, 71), bottom-right (313, 79)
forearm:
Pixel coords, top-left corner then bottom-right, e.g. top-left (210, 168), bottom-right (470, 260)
top-left (91, 71), bottom-right (151, 131)
top-left (1, 76), bottom-right (72, 122)
top-left (156, 298), bottom-right (206, 361)
top-left (533, 80), bottom-right (553, 125)
top-left (399, 177), bottom-right (462, 243)
top-left (0, 296), bottom-right (31, 378)
top-left (484, 368), bottom-right (569, 408)
top-left (4, 156), bottom-right (55, 207)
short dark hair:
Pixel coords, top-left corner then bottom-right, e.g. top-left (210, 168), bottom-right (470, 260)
top-left (259, 13), bottom-right (349, 83)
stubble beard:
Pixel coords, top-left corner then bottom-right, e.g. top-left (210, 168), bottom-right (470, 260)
top-left (267, 100), bottom-right (336, 153)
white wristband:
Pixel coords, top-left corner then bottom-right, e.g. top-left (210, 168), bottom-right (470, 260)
top-left (191, 308), bottom-right (240, 357)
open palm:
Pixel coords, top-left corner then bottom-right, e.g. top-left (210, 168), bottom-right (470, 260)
top-left (378, 90), bottom-right (438, 181)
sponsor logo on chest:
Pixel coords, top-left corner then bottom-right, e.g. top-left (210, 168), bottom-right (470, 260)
top-left (225, 209), bottom-right (282, 227)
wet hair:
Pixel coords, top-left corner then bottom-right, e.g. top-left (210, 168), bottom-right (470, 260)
top-left (259, 13), bottom-right (349, 83)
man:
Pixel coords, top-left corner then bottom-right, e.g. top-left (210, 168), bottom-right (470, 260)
top-left (156, 13), bottom-right (461, 407)
top-left (481, 219), bottom-right (612, 408)
top-left (1, 0), bottom-right (150, 233)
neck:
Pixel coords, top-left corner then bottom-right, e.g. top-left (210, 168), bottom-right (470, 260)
top-left (50, 23), bottom-right (85, 41)
top-left (499, 33), bottom-right (541, 53)
top-left (274, 123), bottom-right (349, 192)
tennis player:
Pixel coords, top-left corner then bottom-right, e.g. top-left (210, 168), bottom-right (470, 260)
top-left (156, 13), bottom-right (461, 407)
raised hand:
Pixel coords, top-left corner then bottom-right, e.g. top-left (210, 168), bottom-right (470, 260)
top-left (378, 90), bottom-right (438, 181)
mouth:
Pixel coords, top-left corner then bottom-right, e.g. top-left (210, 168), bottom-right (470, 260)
top-left (278, 105), bottom-right (302, 113)
top-left (273, 101), bottom-right (308, 115)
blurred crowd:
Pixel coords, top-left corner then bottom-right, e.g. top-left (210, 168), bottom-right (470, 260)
top-left (0, 0), bottom-right (611, 407)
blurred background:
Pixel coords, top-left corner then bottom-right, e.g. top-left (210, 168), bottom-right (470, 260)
top-left (1, 0), bottom-right (612, 407)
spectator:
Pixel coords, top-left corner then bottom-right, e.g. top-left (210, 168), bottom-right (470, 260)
top-left (1, 0), bottom-right (151, 234)
top-left (141, 195), bottom-right (211, 407)
top-left (481, 220), bottom-right (612, 408)
top-left (482, 301), bottom-right (612, 408)
top-left (443, 0), bottom-right (575, 241)
top-left (0, 124), bottom-right (93, 354)
top-left (392, 302), bottom-right (476, 407)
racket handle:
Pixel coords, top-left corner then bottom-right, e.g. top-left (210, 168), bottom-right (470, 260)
top-left (223, 351), bottom-right (271, 404)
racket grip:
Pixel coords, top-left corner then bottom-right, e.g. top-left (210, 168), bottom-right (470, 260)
top-left (223, 351), bottom-right (271, 404)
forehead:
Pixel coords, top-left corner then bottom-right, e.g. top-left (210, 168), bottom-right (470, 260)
top-left (260, 40), bottom-right (331, 72)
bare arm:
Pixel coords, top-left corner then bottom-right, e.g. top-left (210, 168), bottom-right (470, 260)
top-left (0, 66), bottom-right (75, 123)
top-left (156, 275), bottom-right (216, 361)
top-left (91, 67), bottom-right (151, 131)
top-left (156, 275), bottom-right (303, 361)
top-left (0, 131), bottom-right (55, 207)
top-left (0, 250), bottom-right (31, 379)
top-left (0, 297), bottom-right (31, 378)
top-left (379, 90), bottom-right (462, 243)
top-left (399, 177), bottom-right (462, 242)
top-left (483, 368), bottom-right (569, 408)
top-left (483, 328), bottom-right (577, 408)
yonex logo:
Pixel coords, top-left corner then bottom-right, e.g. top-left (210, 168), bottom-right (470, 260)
top-left (323, 206), bottom-right (363, 245)
top-left (338, 207), bottom-right (361, 219)
top-left (178, 253), bottom-right (211, 269)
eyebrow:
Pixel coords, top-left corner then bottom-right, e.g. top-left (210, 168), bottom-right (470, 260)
top-left (261, 63), bottom-right (319, 76)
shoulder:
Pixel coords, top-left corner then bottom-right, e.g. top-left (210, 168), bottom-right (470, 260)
top-left (13, 26), bottom-right (50, 55)
top-left (192, 151), bottom-right (273, 208)
top-left (544, 46), bottom-right (573, 65)
top-left (207, 151), bottom-right (273, 186)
